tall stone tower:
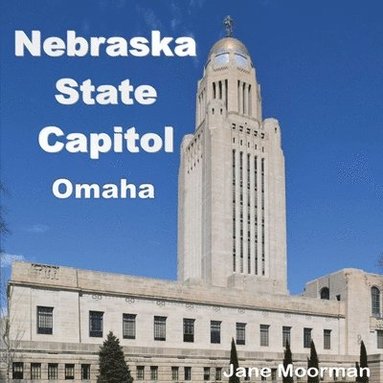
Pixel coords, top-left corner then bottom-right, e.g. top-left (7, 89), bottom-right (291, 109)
top-left (178, 19), bottom-right (287, 295)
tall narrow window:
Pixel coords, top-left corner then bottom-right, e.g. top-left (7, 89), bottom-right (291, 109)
top-left (136, 366), bottom-right (145, 380)
top-left (247, 153), bottom-right (251, 274)
top-left (210, 321), bottom-right (221, 344)
top-left (242, 82), bottom-right (246, 115)
top-left (216, 368), bottom-right (222, 381)
top-left (150, 366), bottom-right (158, 381)
top-left (261, 158), bottom-right (265, 275)
top-left (323, 329), bottom-right (331, 350)
top-left (254, 156), bottom-right (258, 275)
top-left (31, 363), bottom-right (41, 379)
top-left (377, 330), bottom-right (383, 349)
top-left (282, 326), bottom-right (291, 347)
top-left (184, 367), bottom-right (192, 381)
top-left (236, 322), bottom-right (246, 345)
top-left (37, 306), bottom-right (53, 334)
top-left (89, 311), bottom-right (103, 337)
top-left (304, 328), bottom-right (312, 348)
top-left (183, 318), bottom-right (195, 342)
top-left (65, 364), bottom-right (75, 380)
top-left (260, 324), bottom-right (269, 346)
top-left (123, 314), bottom-right (136, 339)
top-left (233, 149), bottom-right (236, 272)
top-left (48, 363), bottom-right (58, 380)
top-left (12, 362), bottom-right (23, 379)
top-left (271, 369), bottom-right (277, 383)
top-left (204, 367), bottom-right (210, 381)
top-left (154, 316), bottom-right (167, 341)
top-left (372, 286), bottom-right (380, 316)
top-left (225, 79), bottom-right (228, 109)
top-left (248, 84), bottom-right (252, 116)
top-left (237, 80), bottom-right (240, 112)
top-left (240, 151), bottom-right (244, 273)
top-left (171, 367), bottom-right (179, 381)
top-left (81, 364), bottom-right (91, 380)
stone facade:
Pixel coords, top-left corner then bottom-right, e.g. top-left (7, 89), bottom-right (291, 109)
top-left (3, 31), bottom-right (383, 383)
top-left (0, 262), bottom-right (361, 382)
top-left (178, 37), bottom-right (287, 294)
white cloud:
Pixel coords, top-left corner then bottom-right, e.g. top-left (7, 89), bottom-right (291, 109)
top-left (0, 253), bottom-right (25, 268)
top-left (170, 1), bottom-right (182, 32)
top-left (25, 224), bottom-right (49, 234)
top-left (189, 0), bottom-right (205, 8)
top-left (136, 5), bottom-right (163, 29)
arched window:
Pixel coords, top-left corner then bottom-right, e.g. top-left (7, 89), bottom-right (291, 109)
top-left (371, 286), bottom-right (381, 316)
top-left (320, 287), bottom-right (330, 300)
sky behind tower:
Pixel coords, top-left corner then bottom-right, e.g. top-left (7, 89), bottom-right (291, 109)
top-left (1, 0), bottom-right (383, 294)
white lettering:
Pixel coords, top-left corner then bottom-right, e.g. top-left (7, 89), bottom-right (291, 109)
top-left (38, 126), bottom-right (65, 153)
top-left (52, 178), bottom-right (73, 199)
top-left (15, 30), bottom-right (196, 58)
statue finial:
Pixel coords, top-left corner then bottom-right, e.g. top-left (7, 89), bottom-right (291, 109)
top-left (223, 15), bottom-right (233, 37)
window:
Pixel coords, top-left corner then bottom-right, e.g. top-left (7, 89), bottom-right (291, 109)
top-left (236, 322), bottom-right (246, 345)
top-left (282, 326), bottom-right (291, 347)
top-left (184, 367), bottom-right (192, 381)
top-left (37, 306), bottom-right (53, 334)
top-left (150, 366), bottom-right (158, 381)
top-left (31, 363), bottom-right (41, 379)
top-left (260, 324), bottom-right (269, 346)
top-left (372, 286), bottom-right (380, 316)
top-left (204, 367), bottom-right (210, 381)
top-left (65, 364), bottom-right (75, 380)
top-left (210, 321), bottom-right (221, 344)
top-left (271, 369), bottom-right (277, 383)
top-left (324, 329), bottom-right (332, 350)
top-left (214, 53), bottom-right (229, 67)
top-left (12, 362), bottom-right (23, 379)
top-left (304, 328), bottom-right (312, 348)
top-left (215, 367), bottom-right (222, 381)
top-left (183, 318), bottom-right (195, 342)
top-left (154, 316), bottom-right (167, 341)
top-left (377, 330), bottom-right (383, 349)
top-left (81, 364), bottom-right (91, 380)
top-left (235, 53), bottom-right (248, 69)
top-left (123, 314), bottom-right (136, 339)
top-left (171, 367), bottom-right (179, 381)
top-left (89, 311), bottom-right (103, 337)
top-left (48, 363), bottom-right (58, 380)
top-left (136, 366), bottom-right (145, 380)
top-left (320, 287), bottom-right (330, 300)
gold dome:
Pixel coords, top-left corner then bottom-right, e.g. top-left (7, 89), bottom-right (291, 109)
top-left (208, 37), bottom-right (250, 59)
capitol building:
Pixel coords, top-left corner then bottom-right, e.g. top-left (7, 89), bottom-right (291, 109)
top-left (3, 21), bottom-right (383, 383)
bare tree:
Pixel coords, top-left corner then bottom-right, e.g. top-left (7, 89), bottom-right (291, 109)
top-left (0, 279), bottom-right (25, 383)
top-left (0, 183), bottom-right (24, 383)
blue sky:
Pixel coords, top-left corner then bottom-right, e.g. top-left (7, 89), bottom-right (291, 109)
top-left (1, 0), bottom-right (383, 294)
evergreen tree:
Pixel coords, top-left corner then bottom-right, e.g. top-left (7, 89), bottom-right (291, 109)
top-left (359, 341), bottom-right (369, 383)
top-left (282, 340), bottom-right (294, 383)
top-left (355, 361), bottom-right (362, 383)
top-left (229, 338), bottom-right (240, 383)
top-left (97, 331), bottom-right (133, 383)
top-left (307, 340), bottom-right (319, 383)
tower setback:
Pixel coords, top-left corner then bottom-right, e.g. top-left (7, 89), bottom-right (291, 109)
top-left (178, 35), bottom-right (287, 294)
